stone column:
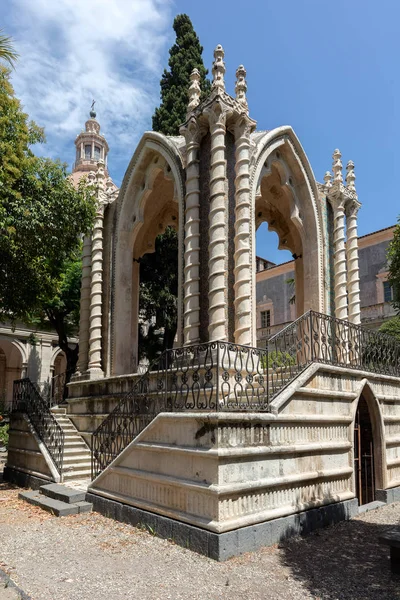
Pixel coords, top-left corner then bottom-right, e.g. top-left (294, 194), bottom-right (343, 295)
top-left (76, 234), bottom-right (92, 375)
top-left (233, 117), bottom-right (253, 345)
top-left (207, 103), bottom-right (228, 342)
top-left (346, 202), bottom-right (361, 324)
top-left (87, 202), bottom-right (105, 377)
top-left (331, 196), bottom-right (348, 321)
top-left (182, 121), bottom-right (201, 344)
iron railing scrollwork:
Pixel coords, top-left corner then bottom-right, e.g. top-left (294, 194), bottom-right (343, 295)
top-left (92, 310), bottom-right (400, 478)
top-left (12, 379), bottom-right (64, 475)
top-left (91, 341), bottom-right (269, 477)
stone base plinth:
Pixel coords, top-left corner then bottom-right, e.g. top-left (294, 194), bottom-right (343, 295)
top-left (86, 492), bottom-right (358, 560)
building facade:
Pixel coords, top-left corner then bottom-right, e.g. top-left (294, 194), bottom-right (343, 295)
top-left (256, 225), bottom-right (397, 346)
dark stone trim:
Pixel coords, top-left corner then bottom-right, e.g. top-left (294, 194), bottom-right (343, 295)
top-left (86, 492), bottom-right (358, 561)
top-left (3, 466), bottom-right (53, 490)
top-left (376, 485), bottom-right (400, 504)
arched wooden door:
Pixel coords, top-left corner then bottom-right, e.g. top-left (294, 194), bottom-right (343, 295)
top-left (354, 396), bottom-right (376, 505)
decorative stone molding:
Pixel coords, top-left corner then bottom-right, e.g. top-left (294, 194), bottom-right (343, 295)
top-left (211, 44), bottom-right (226, 92)
top-left (187, 68), bottom-right (201, 117)
top-left (235, 65), bottom-right (248, 111)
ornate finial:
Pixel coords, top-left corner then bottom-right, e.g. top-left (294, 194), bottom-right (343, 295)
top-left (324, 170), bottom-right (332, 191)
top-left (235, 65), bottom-right (248, 108)
top-left (346, 160), bottom-right (356, 192)
top-left (212, 44), bottom-right (225, 92)
top-left (332, 149), bottom-right (343, 183)
top-left (90, 99), bottom-right (96, 119)
top-left (187, 68), bottom-right (201, 114)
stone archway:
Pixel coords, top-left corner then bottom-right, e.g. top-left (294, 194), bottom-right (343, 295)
top-left (112, 133), bottom-right (185, 375)
top-left (251, 127), bottom-right (325, 345)
top-left (0, 338), bottom-right (26, 409)
top-left (352, 381), bottom-right (386, 505)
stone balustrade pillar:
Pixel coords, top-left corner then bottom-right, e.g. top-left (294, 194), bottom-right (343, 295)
top-left (207, 104), bottom-right (228, 342)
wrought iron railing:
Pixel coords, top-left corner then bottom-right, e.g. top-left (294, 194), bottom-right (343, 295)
top-left (12, 379), bottom-right (64, 475)
top-left (268, 310), bottom-right (400, 394)
top-left (35, 369), bottom-right (72, 407)
top-left (91, 341), bottom-right (268, 477)
top-left (92, 310), bottom-right (400, 478)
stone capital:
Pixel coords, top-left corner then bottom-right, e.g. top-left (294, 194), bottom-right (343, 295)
top-left (206, 101), bottom-right (228, 130)
top-left (345, 199), bottom-right (361, 219)
top-left (180, 117), bottom-right (202, 146)
top-left (231, 114), bottom-right (257, 140)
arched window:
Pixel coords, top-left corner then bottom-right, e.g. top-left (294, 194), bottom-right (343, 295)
top-left (94, 146), bottom-right (101, 160)
top-left (85, 145), bottom-right (91, 159)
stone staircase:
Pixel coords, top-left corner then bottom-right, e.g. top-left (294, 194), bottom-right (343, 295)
top-left (51, 407), bottom-right (92, 481)
top-left (19, 483), bottom-right (92, 516)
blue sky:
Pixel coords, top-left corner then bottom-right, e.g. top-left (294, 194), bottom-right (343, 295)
top-left (1, 0), bottom-right (399, 264)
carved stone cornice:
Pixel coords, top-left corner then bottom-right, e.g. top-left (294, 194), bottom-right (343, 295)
top-left (327, 181), bottom-right (358, 211)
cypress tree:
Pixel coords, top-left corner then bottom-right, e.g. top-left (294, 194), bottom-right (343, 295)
top-left (140, 15), bottom-right (210, 361)
top-left (152, 14), bottom-right (210, 135)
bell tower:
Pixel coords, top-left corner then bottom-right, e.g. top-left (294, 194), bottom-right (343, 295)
top-left (71, 101), bottom-right (111, 186)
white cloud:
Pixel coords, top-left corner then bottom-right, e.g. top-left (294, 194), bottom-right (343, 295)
top-left (2, 0), bottom-right (173, 183)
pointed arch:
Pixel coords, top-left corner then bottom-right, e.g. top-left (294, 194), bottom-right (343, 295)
top-left (250, 127), bottom-right (325, 341)
top-left (351, 379), bottom-right (386, 495)
top-left (111, 132), bottom-right (185, 375)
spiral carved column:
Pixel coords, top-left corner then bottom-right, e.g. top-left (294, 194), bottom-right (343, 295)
top-left (182, 122), bottom-right (201, 344)
top-left (346, 201), bottom-right (361, 324)
top-left (208, 105), bottom-right (227, 342)
top-left (233, 118), bottom-right (252, 345)
top-left (332, 198), bottom-right (348, 321)
top-left (88, 204), bottom-right (105, 377)
top-left (76, 234), bottom-right (92, 375)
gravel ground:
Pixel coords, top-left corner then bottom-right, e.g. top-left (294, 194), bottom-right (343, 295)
top-left (0, 474), bottom-right (399, 600)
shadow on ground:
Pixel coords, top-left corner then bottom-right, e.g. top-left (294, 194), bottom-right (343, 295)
top-left (280, 516), bottom-right (400, 600)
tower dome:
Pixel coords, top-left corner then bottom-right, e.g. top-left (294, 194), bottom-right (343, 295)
top-left (71, 101), bottom-right (113, 187)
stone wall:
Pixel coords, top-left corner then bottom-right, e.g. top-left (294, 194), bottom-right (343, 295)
top-left (88, 363), bottom-right (400, 535)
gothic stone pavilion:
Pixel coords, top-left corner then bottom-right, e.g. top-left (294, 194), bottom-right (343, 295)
top-left (7, 46), bottom-right (400, 560)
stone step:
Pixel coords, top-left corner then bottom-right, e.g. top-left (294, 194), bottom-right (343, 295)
top-left (40, 483), bottom-right (86, 504)
top-left (64, 439), bottom-right (88, 447)
top-left (63, 468), bottom-right (92, 480)
top-left (63, 446), bottom-right (91, 455)
top-left (51, 407), bottom-right (67, 415)
top-left (63, 455), bottom-right (91, 466)
top-left (19, 490), bottom-right (92, 516)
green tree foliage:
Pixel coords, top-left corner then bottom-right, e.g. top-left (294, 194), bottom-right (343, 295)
top-left (152, 13), bottom-right (210, 136)
top-left (139, 227), bottom-right (178, 362)
top-left (0, 30), bottom-right (18, 68)
top-left (139, 15), bottom-right (210, 360)
top-left (387, 218), bottom-right (400, 314)
top-left (0, 66), bottom-right (95, 379)
top-left (379, 316), bottom-right (400, 342)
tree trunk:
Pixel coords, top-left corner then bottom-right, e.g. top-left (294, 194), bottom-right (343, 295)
top-left (45, 309), bottom-right (79, 403)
